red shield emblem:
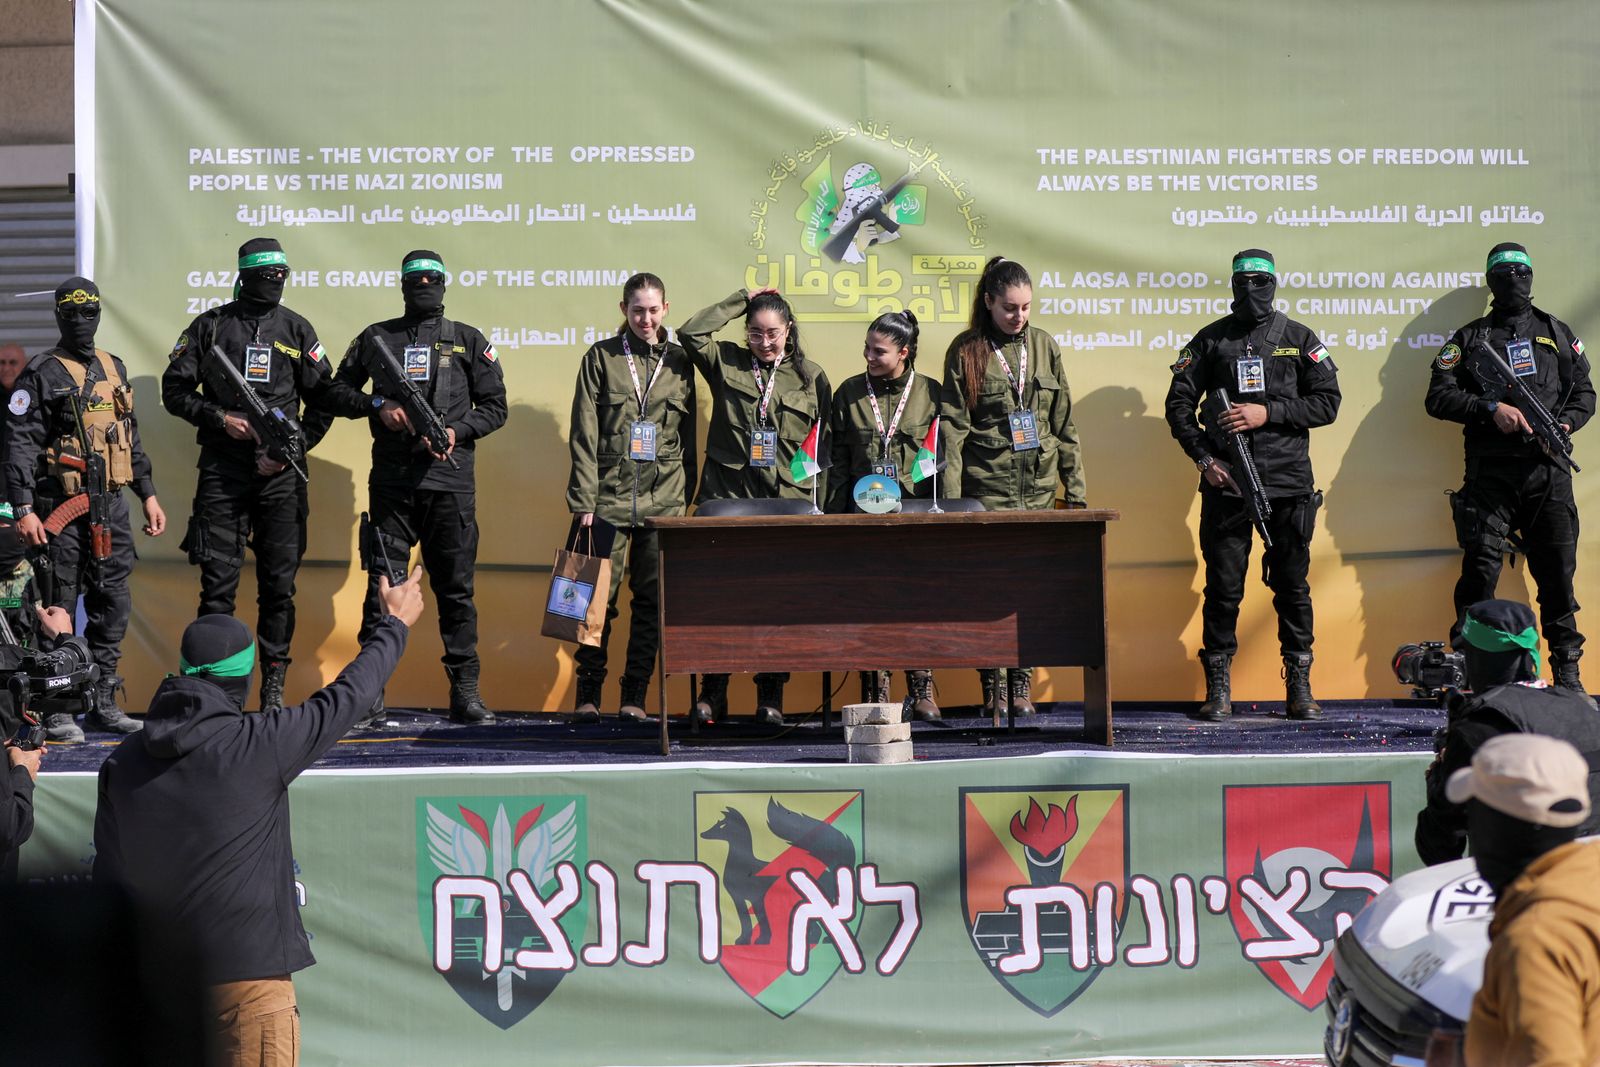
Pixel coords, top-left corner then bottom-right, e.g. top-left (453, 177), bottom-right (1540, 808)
top-left (1223, 784), bottom-right (1391, 1010)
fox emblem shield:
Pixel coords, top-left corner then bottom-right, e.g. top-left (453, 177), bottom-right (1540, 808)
top-left (694, 790), bottom-right (864, 1018)
top-left (416, 795), bottom-right (588, 1028)
top-left (960, 786), bottom-right (1129, 1016)
top-left (1223, 783), bottom-right (1391, 1010)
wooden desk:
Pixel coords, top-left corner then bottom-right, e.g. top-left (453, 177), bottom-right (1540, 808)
top-left (647, 510), bottom-right (1119, 754)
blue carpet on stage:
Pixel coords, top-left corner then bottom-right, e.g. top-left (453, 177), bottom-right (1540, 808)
top-left (41, 700), bottom-right (1444, 772)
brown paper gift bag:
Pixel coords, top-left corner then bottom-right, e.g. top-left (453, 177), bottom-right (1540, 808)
top-left (540, 527), bottom-right (611, 646)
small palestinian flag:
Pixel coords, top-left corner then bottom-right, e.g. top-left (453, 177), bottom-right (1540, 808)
top-left (308, 341), bottom-right (326, 363)
top-left (483, 344), bottom-right (499, 363)
top-left (911, 417), bottom-right (939, 483)
top-left (789, 420), bottom-right (821, 483)
top-left (1308, 343), bottom-right (1329, 363)
top-left (1574, 337), bottom-right (1586, 357)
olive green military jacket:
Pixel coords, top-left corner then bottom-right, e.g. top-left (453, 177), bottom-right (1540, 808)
top-left (679, 289), bottom-right (831, 503)
top-left (825, 370), bottom-right (942, 513)
top-left (565, 331), bottom-right (697, 527)
top-left (939, 326), bottom-right (1086, 510)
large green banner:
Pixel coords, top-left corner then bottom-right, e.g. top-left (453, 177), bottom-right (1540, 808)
top-left (85, 1), bottom-right (1600, 711)
top-left (26, 752), bottom-right (1431, 1064)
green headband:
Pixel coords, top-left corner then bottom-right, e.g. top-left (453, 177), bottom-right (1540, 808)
top-left (403, 258), bottom-right (446, 276)
top-left (180, 641), bottom-right (258, 679)
top-left (1460, 614), bottom-right (1542, 673)
top-left (846, 168), bottom-right (882, 191)
top-left (1232, 257), bottom-right (1274, 275)
top-left (0, 503), bottom-right (13, 520)
top-left (1486, 249), bottom-right (1531, 272)
top-left (238, 250), bottom-right (289, 269)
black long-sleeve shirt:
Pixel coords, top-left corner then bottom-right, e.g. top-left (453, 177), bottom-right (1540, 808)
top-left (1, 761), bottom-right (35, 883)
top-left (93, 616), bottom-right (408, 983)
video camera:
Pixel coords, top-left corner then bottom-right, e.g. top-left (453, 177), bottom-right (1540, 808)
top-left (8, 636), bottom-right (99, 750)
top-left (1392, 640), bottom-right (1466, 702)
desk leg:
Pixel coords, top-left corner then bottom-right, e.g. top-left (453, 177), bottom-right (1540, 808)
top-left (658, 660), bottom-right (670, 757)
top-left (1084, 665), bottom-right (1112, 746)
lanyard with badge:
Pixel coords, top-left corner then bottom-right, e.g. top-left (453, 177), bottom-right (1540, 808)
top-left (243, 324), bottom-right (273, 385)
top-left (748, 354), bottom-right (784, 468)
top-left (864, 375), bottom-right (911, 479)
top-left (1235, 339), bottom-right (1267, 396)
top-left (993, 341), bottom-right (1040, 451)
top-left (622, 333), bottom-right (665, 462)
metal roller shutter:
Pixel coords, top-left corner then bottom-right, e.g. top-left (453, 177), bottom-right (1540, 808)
top-left (0, 189), bottom-right (75, 353)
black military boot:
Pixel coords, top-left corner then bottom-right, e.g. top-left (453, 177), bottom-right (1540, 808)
top-left (980, 669), bottom-right (1008, 720)
top-left (1283, 652), bottom-right (1322, 721)
top-left (691, 675), bottom-right (729, 725)
top-left (350, 689), bottom-right (386, 733)
top-left (573, 672), bottom-right (603, 723)
top-left (1551, 650), bottom-right (1597, 709)
top-left (447, 664), bottom-right (496, 725)
top-left (858, 669), bottom-right (890, 704)
top-left (1009, 671), bottom-right (1036, 716)
top-left (44, 711), bottom-right (84, 744)
top-left (755, 675), bottom-right (785, 726)
top-left (85, 675), bottom-right (142, 734)
top-left (1191, 653), bottom-right (1232, 722)
top-left (259, 660), bottom-right (287, 713)
top-left (618, 676), bottom-right (649, 722)
top-left (905, 670), bottom-right (940, 721)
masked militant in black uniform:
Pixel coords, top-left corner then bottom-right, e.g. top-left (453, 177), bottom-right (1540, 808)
top-left (307, 250), bottom-right (506, 727)
top-left (1165, 249), bottom-right (1341, 722)
top-left (3, 278), bottom-right (165, 740)
top-left (1426, 242), bottom-right (1596, 704)
top-left (161, 238), bottom-right (370, 711)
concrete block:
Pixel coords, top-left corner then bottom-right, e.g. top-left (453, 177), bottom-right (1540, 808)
top-left (844, 722), bottom-right (911, 745)
top-left (848, 740), bottom-right (913, 764)
top-left (841, 702), bottom-right (902, 726)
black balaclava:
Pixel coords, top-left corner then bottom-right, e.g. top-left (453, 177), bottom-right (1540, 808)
top-left (1485, 242), bottom-right (1533, 319)
top-left (1467, 800), bottom-right (1578, 896)
top-left (236, 237), bottom-right (288, 312)
top-left (177, 613), bottom-right (257, 709)
top-left (54, 277), bottom-right (102, 358)
top-left (1455, 598), bottom-right (1541, 692)
top-left (401, 249), bottom-right (447, 320)
top-left (1230, 249), bottom-right (1277, 325)
top-left (0, 517), bottom-right (25, 573)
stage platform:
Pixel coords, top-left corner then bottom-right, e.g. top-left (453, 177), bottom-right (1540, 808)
top-left (41, 698), bottom-right (1445, 772)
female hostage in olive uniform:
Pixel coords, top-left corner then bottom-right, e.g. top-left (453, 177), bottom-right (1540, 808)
top-left (826, 310), bottom-right (942, 720)
top-left (566, 273), bottom-right (696, 722)
top-left (941, 256), bottom-right (1086, 717)
top-left (680, 287), bottom-right (831, 725)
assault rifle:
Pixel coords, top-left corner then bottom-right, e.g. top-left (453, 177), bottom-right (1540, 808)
top-left (1206, 388), bottom-right (1273, 548)
top-left (370, 336), bottom-right (460, 470)
top-left (821, 170), bottom-right (916, 263)
top-left (359, 511), bottom-right (405, 586)
top-left (1471, 340), bottom-right (1580, 473)
top-left (207, 345), bottom-right (309, 482)
top-left (39, 396), bottom-right (115, 583)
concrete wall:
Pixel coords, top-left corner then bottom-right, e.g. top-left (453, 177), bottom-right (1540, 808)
top-left (0, 0), bottom-right (74, 187)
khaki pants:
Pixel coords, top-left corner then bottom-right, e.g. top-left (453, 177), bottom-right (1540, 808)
top-left (208, 976), bottom-right (300, 1067)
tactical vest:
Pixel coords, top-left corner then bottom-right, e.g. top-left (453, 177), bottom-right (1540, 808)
top-left (1473, 682), bottom-right (1600, 837)
top-left (46, 349), bottom-right (135, 491)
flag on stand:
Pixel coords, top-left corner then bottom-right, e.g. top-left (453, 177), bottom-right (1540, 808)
top-left (789, 420), bottom-right (822, 483)
top-left (911, 417), bottom-right (939, 483)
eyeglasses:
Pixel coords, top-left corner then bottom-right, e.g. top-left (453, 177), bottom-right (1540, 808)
top-left (1495, 265), bottom-right (1533, 279)
top-left (251, 266), bottom-right (290, 282)
top-left (746, 327), bottom-right (786, 343)
top-left (408, 271), bottom-right (446, 285)
top-left (1236, 273), bottom-right (1273, 289)
top-left (61, 306), bottom-right (100, 321)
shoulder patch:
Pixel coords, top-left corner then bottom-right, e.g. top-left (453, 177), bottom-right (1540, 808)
top-left (482, 344), bottom-right (499, 364)
top-left (170, 333), bottom-right (190, 361)
top-left (273, 340), bottom-right (302, 360)
top-left (1307, 344), bottom-right (1329, 363)
top-left (1435, 342), bottom-right (1462, 370)
top-left (1574, 337), bottom-right (1586, 357)
top-left (1170, 347), bottom-right (1195, 374)
top-left (8, 390), bottom-right (29, 416)
top-left (1273, 346), bottom-right (1301, 357)
top-left (1536, 336), bottom-right (1558, 350)
top-left (308, 342), bottom-right (326, 363)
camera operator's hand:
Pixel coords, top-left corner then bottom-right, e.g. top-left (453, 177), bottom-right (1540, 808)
top-left (6, 740), bottom-right (43, 781)
top-left (379, 566), bottom-right (425, 628)
top-left (1492, 402), bottom-right (1533, 435)
top-left (16, 512), bottom-right (47, 548)
top-left (35, 605), bottom-right (72, 639)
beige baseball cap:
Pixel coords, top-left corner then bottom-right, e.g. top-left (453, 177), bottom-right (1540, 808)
top-left (1447, 733), bottom-right (1592, 828)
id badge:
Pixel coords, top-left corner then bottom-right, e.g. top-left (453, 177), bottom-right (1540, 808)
top-left (403, 344), bottom-right (431, 382)
top-left (1235, 355), bottom-right (1266, 394)
top-left (1008, 409), bottom-right (1041, 452)
top-left (1507, 338), bottom-right (1536, 378)
top-left (748, 428), bottom-right (778, 467)
top-left (872, 462), bottom-right (898, 481)
top-left (629, 419), bottom-right (658, 462)
top-left (243, 344), bottom-right (272, 383)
